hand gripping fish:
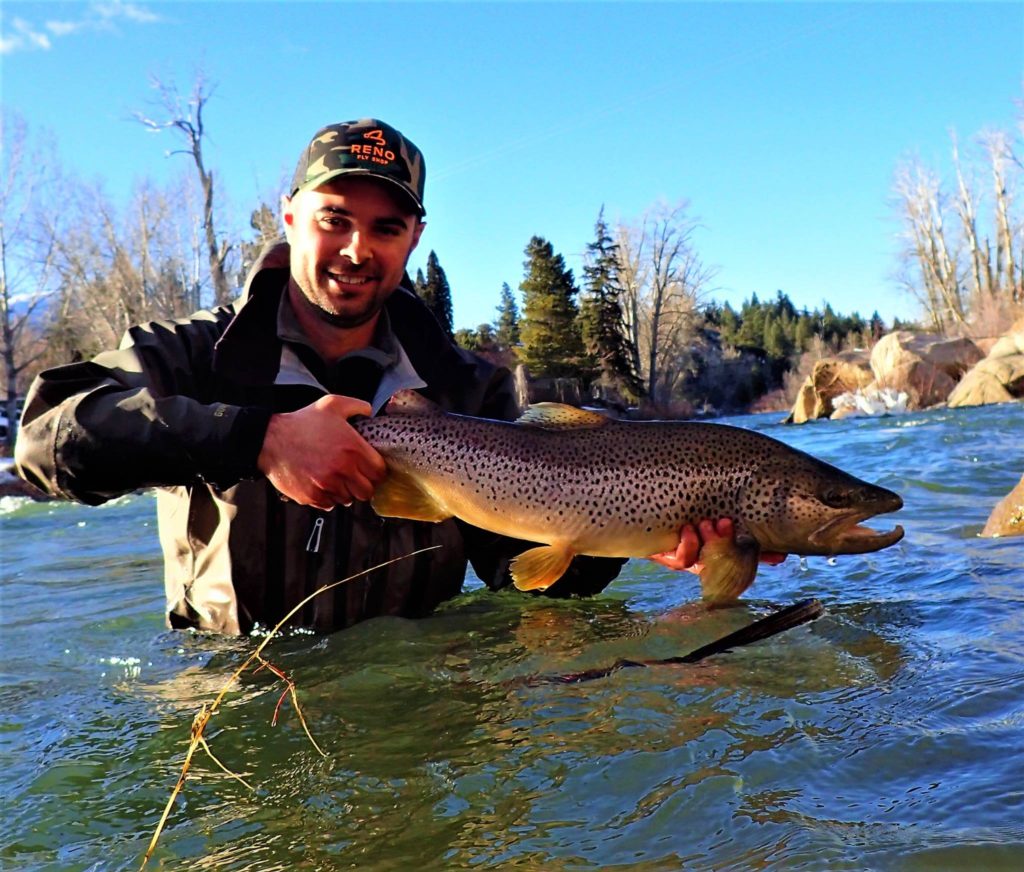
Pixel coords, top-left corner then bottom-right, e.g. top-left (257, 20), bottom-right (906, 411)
top-left (354, 392), bottom-right (904, 603)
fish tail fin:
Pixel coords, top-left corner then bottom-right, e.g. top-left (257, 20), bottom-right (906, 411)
top-left (698, 535), bottom-right (761, 606)
top-left (511, 544), bottom-right (576, 591)
top-left (371, 470), bottom-right (451, 522)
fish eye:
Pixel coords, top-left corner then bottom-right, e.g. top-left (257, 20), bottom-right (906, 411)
top-left (821, 487), bottom-right (851, 508)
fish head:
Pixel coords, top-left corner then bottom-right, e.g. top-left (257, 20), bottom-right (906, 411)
top-left (740, 453), bottom-right (904, 557)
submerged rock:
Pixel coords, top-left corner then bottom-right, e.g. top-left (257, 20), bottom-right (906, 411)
top-left (982, 474), bottom-right (1024, 538)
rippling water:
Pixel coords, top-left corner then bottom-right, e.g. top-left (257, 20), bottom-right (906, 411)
top-left (2, 403), bottom-right (1022, 871)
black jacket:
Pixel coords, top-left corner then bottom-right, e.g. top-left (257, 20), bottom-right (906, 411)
top-left (16, 244), bottom-right (624, 633)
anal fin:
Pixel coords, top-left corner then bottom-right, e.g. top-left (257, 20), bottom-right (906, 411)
top-left (371, 470), bottom-right (451, 523)
top-left (511, 544), bottom-right (576, 591)
top-left (698, 535), bottom-right (761, 606)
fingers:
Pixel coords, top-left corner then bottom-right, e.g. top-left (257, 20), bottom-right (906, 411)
top-left (257, 395), bottom-right (389, 508)
top-left (649, 517), bottom-right (788, 574)
top-left (649, 523), bottom-right (702, 574)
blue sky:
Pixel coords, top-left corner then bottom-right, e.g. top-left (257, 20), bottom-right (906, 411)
top-left (3, 1), bottom-right (1022, 330)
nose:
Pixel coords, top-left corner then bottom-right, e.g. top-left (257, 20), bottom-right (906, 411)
top-left (340, 230), bottom-right (372, 265)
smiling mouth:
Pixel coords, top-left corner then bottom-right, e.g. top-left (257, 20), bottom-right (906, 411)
top-left (325, 270), bottom-right (375, 287)
top-left (810, 511), bottom-right (905, 554)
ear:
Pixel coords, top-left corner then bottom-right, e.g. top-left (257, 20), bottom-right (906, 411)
top-left (410, 220), bottom-right (426, 253)
top-left (281, 193), bottom-right (296, 240)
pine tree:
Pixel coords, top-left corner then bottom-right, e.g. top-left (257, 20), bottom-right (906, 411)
top-left (417, 251), bottom-right (454, 338)
top-left (494, 282), bottom-right (520, 350)
top-left (579, 209), bottom-right (643, 401)
top-left (718, 303), bottom-right (740, 346)
top-left (793, 314), bottom-right (812, 352)
top-left (518, 236), bottom-right (583, 379)
top-left (869, 311), bottom-right (887, 341)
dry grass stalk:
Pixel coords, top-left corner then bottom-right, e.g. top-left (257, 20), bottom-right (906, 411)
top-left (140, 546), bottom-right (440, 869)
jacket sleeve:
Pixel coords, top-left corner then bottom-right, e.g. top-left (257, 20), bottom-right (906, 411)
top-left (15, 312), bottom-right (270, 505)
top-left (462, 364), bottom-right (627, 597)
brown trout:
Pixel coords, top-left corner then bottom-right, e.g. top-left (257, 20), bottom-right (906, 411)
top-left (355, 392), bottom-right (904, 603)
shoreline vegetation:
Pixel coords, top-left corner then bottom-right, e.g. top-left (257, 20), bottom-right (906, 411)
top-left (1, 87), bottom-right (1020, 462)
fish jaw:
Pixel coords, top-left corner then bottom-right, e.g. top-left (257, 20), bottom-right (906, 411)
top-left (807, 484), bottom-right (904, 554)
top-left (808, 511), bottom-right (905, 554)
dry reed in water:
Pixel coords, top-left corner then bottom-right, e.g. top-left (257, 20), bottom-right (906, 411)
top-left (140, 547), bottom-right (440, 869)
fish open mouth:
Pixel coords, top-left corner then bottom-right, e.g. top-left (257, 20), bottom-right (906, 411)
top-left (809, 511), bottom-right (905, 554)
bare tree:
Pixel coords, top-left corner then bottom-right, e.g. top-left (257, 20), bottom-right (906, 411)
top-left (42, 174), bottom-right (200, 367)
top-left (0, 112), bottom-right (61, 449)
top-left (134, 71), bottom-right (233, 305)
top-left (892, 109), bottom-right (1023, 335)
top-left (616, 201), bottom-right (715, 406)
top-left (892, 158), bottom-right (966, 332)
top-left (982, 129), bottom-right (1022, 307)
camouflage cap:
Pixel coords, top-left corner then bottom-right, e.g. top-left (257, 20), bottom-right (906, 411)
top-left (290, 118), bottom-right (425, 216)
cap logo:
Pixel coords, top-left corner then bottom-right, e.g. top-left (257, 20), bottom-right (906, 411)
top-left (344, 128), bottom-right (396, 167)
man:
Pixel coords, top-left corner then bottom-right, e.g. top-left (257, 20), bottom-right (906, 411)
top-left (16, 118), bottom-right (774, 635)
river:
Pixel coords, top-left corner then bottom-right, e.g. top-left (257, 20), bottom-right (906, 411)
top-left (2, 402), bottom-right (1022, 870)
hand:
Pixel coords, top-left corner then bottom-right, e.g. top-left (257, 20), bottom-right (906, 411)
top-left (257, 394), bottom-right (388, 510)
top-left (649, 518), bottom-right (787, 574)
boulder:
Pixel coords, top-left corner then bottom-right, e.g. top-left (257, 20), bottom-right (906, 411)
top-left (947, 328), bottom-right (1024, 408)
top-left (785, 359), bottom-right (874, 424)
top-left (981, 474), bottom-right (1024, 538)
top-left (870, 331), bottom-right (984, 409)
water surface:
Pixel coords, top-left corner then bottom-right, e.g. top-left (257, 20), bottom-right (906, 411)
top-left (2, 403), bottom-right (1022, 870)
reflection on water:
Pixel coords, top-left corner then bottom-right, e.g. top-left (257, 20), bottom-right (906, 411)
top-left (1, 403), bottom-right (1023, 870)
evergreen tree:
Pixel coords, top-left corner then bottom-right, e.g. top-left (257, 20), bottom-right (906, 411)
top-left (718, 303), bottom-right (740, 346)
top-left (413, 267), bottom-right (427, 297)
top-left (518, 236), bottom-right (583, 379)
top-left (793, 315), bottom-right (812, 352)
top-left (237, 202), bottom-right (282, 290)
top-left (821, 303), bottom-right (841, 347)
top-left (494, 282), bottom-right (520, 350)
top-left (762, 316), bottom-right (786, 359)
top-left (736, 294), bottom-right (766, 349)
top-left (417, 251), bottom-right (454, 338)
top-left (454, 323), bottom-right (497, 353)
top-left (579, 209), bottom-right (643, 400)
top-left (869, 311), bottom-right (887, 341)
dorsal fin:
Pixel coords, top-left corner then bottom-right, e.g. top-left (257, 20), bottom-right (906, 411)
top-left (385, 390), bottom-right (442, 416)
top-left (515, 403), bottom-right (612, 430)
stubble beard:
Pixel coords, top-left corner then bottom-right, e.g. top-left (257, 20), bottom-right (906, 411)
top-left (296, 273), bottom-right (391, 329)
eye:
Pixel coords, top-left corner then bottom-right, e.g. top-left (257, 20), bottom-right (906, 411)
top-left (821, 487), bottom-right (850, 508)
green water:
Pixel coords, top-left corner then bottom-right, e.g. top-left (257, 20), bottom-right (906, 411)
top-left (2, 403), bottom-right (1022, 870)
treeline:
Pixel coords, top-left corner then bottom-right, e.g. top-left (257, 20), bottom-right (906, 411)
top-left (3, 74), bottom-right (1020, 448)
top-left (443, 232), bottom-right (895, 414)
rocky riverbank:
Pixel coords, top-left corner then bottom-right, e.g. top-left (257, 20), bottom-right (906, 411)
top-left (785, 321), bottom-right (1024, 424)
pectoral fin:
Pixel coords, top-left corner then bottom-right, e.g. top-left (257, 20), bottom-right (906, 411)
top-left (698, 535), bottom-right (761, 606)
top-left (510, 544), bottom-right (576, 591)
top-left (371, 471), bottom-right (451, 523)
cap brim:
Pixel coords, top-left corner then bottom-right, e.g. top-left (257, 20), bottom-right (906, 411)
top-left (294, 168), bottom-right (425, 217)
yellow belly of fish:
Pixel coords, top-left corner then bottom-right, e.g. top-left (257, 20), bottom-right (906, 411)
top-left (421, 476), bottom-right (679, 556)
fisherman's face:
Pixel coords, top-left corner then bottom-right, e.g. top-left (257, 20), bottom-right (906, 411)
top-left (282, 176), bottom-right (424, 328)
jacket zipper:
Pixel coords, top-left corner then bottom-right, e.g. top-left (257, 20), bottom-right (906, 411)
top-left (306, 516), bottom-right (325, 553)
